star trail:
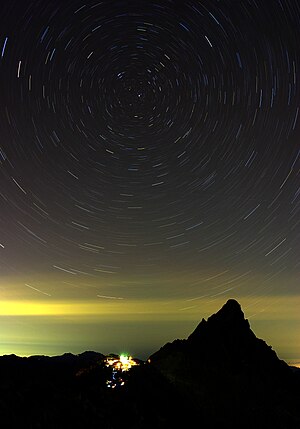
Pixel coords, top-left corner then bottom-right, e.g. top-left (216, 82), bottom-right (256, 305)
top-left (0, 0), bottom-right (299, 360)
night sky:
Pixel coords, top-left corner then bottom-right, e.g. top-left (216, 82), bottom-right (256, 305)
top-left (0, 0), bottom-right (299, 361)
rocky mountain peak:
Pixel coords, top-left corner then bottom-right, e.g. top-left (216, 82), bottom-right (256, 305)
top-left (187, 298), bottom-right (251, 343)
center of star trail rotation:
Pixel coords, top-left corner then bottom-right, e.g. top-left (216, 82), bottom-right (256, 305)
top-left (0, 0), bottom-right (299, 312)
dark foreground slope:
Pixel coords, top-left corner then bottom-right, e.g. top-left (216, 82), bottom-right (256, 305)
top-left (0, 299), bottom-right (299, 428)
top-left (0, 350), bottom-right (189, 428)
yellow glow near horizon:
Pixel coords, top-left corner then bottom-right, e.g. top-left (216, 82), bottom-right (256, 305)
top-left (0, 295), bottom-right (299, 320)
top-left (0, 295), bottom-right (299, 361)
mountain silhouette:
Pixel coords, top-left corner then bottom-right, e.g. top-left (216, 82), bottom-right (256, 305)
top-left (148, 299), bottom-right (299, 428)
top-left (150, 299), bottom-right (290, 375)
top-left (0, 299), bottom-right (299, 428)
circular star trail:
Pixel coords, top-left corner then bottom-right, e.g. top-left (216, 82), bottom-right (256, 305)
top-left (0, 0), bottom-right (299, 302)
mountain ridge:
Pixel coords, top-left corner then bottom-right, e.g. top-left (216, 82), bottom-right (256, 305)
top-left (0, 299), bottom-right (299, 428)
top-left (150, 298), bottom-right (291, 381)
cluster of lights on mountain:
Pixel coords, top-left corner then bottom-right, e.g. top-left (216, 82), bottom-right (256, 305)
top-left (105, 354), bottom-right (139, 388)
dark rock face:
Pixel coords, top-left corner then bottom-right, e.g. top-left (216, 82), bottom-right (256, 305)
top-left (188, 299), bottom-right (285, 373)
top-left (150, 299), bottom-right (284, 371)
top-left (189, 298), bottom-right (252, 344)
top-left (149, 299), bottom-right (300, 428)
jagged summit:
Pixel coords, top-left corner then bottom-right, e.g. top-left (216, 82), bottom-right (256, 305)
top-left (149, 299), bottom-right (291, 382)
top-left (213, 298), bottom-right (244, 319)
top-left (201, 298), bottom-right (245, 325)
top-left (188, 298), bottom-right (251, 343)
top-left (147, 299), bottom-right (299, 429)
